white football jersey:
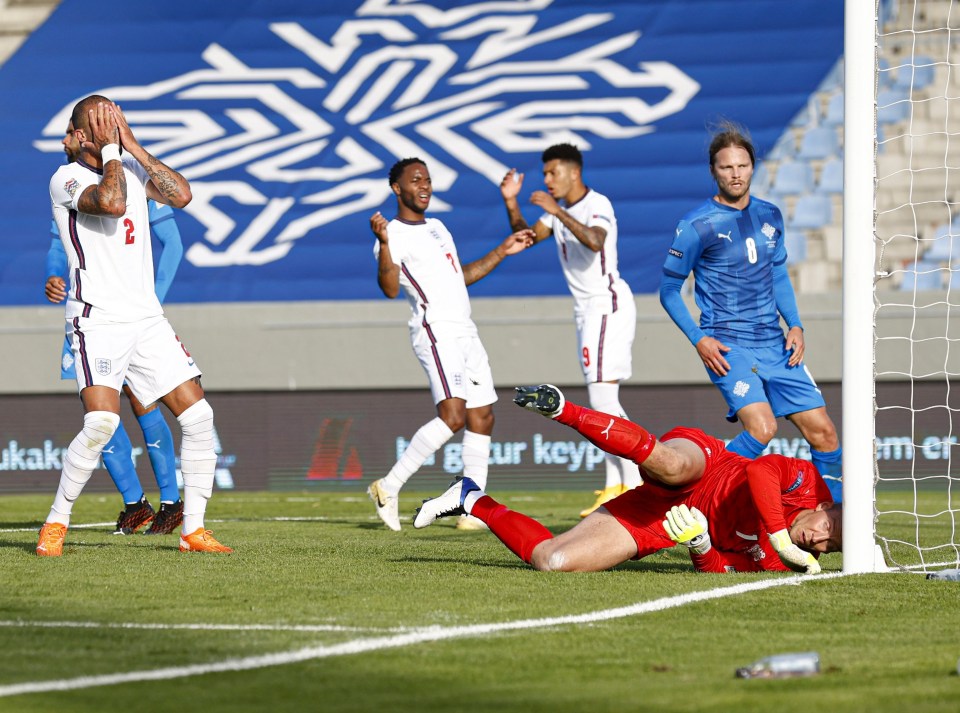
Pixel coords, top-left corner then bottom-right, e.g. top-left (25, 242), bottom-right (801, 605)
top-left (374, 217), bottom-right (477, 337)
top-left (538, 188), bottom-right (633, 313)
top-left (50, 157), bottom-right (162, 322)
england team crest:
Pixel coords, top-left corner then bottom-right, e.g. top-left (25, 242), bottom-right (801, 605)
top-left (95, 358), bottom-right (112, 376)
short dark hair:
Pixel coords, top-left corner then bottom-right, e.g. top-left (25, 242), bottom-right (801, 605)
top-left (541, 143), bottom-right (583, 168)
top-left (388, 157), bottom-right (426, 186)
top-left (70, 94), bottom-right (112, 135)
top-left (708, 120), bottom-right (755, 167)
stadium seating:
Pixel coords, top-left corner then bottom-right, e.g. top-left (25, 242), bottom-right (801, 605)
top-left (752, 162), bottom-right (772, 195)
top-left (923, 221), bottom-right (960, 262)
top-left (770, 160), bottom-right (815, 196)
top-left (899, 260), bottom-right (944, 291)
top-left (822, 92), bottom-right (844, 127)
top-left (784, 229), bottom-right (808, 264)
top-left (817, 59), bottom-right (843, 93)
top-left (816, 158), bottom-right (844, 194)
top-left (798, 126), bottom-right (841, 161)
top-left (878, 89), bottom-right (911, 124)
top-left (950, 267), bottom-right (960, 290)
top-left (789, 194), bottom-right (833, 231)
top-left (893, 55), bottom-right (936, 92)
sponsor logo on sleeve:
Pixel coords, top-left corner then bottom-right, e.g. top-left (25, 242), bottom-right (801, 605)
top-left (668, 248), bottom-right (683, 259)
top-left (784, 470), bottom-right (805, 494)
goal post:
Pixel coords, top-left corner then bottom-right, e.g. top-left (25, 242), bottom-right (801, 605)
top-left (842, 0), bottom-right (879, 573)
top-left (853, 0), bottom-right (960, 574)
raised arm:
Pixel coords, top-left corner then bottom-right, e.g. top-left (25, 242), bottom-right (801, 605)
top-left (111, 102), bottom-right (191, 208)
top-left (76, 102), bottom-right (126, 217)
top-left (461, 229), bottom-right (534, 286)
top-left (500, 170), bottom-right (553, 243)
top-left (530, 190), bottom-right (604, 251)
top-left (371, 211), bottom-right (400, 299)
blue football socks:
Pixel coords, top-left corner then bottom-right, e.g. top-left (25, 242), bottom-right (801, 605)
top-left (811, 446), bottom-right (843, 503)
top-left (137, 409), bottom-right (180, 502)
top-left (726, 430), bottom-right (767, 459)
top-left (100, 421), bottom-right (145, 504)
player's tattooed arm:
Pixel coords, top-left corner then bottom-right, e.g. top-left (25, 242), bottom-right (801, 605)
top-left (462, 229), bottom-right (534, 285)
top-left (76, 101), bottom-right (127, 216)
top-left (77, 160), bottom-right (127, 216)
top-left (141, 153), bottom-right (191, 208)
top-left (553, 209), bottom-right (606, 251)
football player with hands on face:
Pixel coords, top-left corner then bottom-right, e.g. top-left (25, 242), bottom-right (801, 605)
top-left (38, 95), bottom-right (230, 557)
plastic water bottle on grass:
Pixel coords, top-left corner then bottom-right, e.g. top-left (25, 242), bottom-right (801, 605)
top-left (925, 568), bottom-right (960, 581)
top-left (735, 652), bottom-right (820, 679)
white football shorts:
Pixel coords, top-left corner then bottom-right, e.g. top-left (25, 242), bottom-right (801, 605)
top-left (575, 298), bottom-right (636, 383)
top-left (411, 326), bottom-right (497, 408)
top-left (70, 314), bottom-right (202, 407)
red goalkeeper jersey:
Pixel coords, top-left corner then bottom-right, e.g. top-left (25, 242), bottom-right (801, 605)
top-left (604, 427), bottom-right (833, 572)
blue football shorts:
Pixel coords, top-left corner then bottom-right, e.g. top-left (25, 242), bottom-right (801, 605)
top-left (707, 342), bottom-right (826, 422)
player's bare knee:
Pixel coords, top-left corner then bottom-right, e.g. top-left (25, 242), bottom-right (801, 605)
top-left (465, 408), bottom-right (494, 435)
top-left (530, 543), bottom-right (575, 572)
top-left (747, 419), bottom-right (777, 444)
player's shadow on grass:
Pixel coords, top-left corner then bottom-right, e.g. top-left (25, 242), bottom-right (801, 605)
top-left (397, 553), bottom-right (707, 574)
top-left (2, 538), bottom-right (115, 555)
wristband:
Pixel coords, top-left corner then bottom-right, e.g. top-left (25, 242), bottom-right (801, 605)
top-left (101, 144), bottom-right (121, 164)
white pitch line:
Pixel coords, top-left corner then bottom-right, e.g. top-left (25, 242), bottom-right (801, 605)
top-left (0, 572), bottom-right (846, 698)
top-left (1, 522), bottom-right (115, 533)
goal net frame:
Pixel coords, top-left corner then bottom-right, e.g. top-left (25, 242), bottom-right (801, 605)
top-left (846, 0), bottom-right (960, 573)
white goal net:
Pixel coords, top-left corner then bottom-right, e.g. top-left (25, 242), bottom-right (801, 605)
top-left (866, 0), bottom-right (960, 572)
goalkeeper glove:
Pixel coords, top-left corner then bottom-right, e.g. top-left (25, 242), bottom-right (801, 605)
top-left (768, 529), bottom-right (821, 574)
top-left (663, 505), bottom-right (712, 555)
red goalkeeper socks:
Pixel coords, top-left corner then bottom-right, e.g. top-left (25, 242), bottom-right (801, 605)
top-left (555, 402), bottom-right (657, 465)
top-left (471, 495), bottom-right (553, 564)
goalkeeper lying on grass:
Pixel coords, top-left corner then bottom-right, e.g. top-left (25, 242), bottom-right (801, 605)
top-left (415, 384), bottom-right (841, 574)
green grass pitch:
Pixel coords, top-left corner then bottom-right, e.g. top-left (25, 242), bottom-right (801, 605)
top-left (0, 489), bottom-right (958, 713)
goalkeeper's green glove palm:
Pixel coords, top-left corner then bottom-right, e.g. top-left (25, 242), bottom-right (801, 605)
top-left (663, 505), bottom-right (712, 556)
top-left (768, 529), bottom-right (821, 574)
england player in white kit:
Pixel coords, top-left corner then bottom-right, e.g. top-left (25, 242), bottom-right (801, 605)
top-left (37, 95), bottom-right (230, 556)
top-left (367, 158), bottom-right (533, 531)
top-left (500, 143), bottom-right (639, 517)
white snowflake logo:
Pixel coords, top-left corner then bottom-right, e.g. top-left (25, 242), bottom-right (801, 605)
top-left (733, 380), bottom-right (750, 398)
top-left (761, 222), bottom-right (776, 239)
top-left (34, 1), bottom-right (698, 268)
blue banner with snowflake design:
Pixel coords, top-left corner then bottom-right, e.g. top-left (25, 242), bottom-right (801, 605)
top-left (0, 0), bottom-right (842, 304)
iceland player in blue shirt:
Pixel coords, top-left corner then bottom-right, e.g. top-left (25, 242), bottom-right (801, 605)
top-left (659, 122), bottom-right (842, 501)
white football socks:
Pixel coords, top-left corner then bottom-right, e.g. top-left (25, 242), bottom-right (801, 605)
top-left (178, 399), bottom-right (217, 535)
top-left (587, 381), bottom-right (641, 489)
top-left (460, 430), bottom-right (491, 490)
top-left (47, 411), bottom-right (120, 526)
top-left (382, 417), bottom-right (455, 495)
